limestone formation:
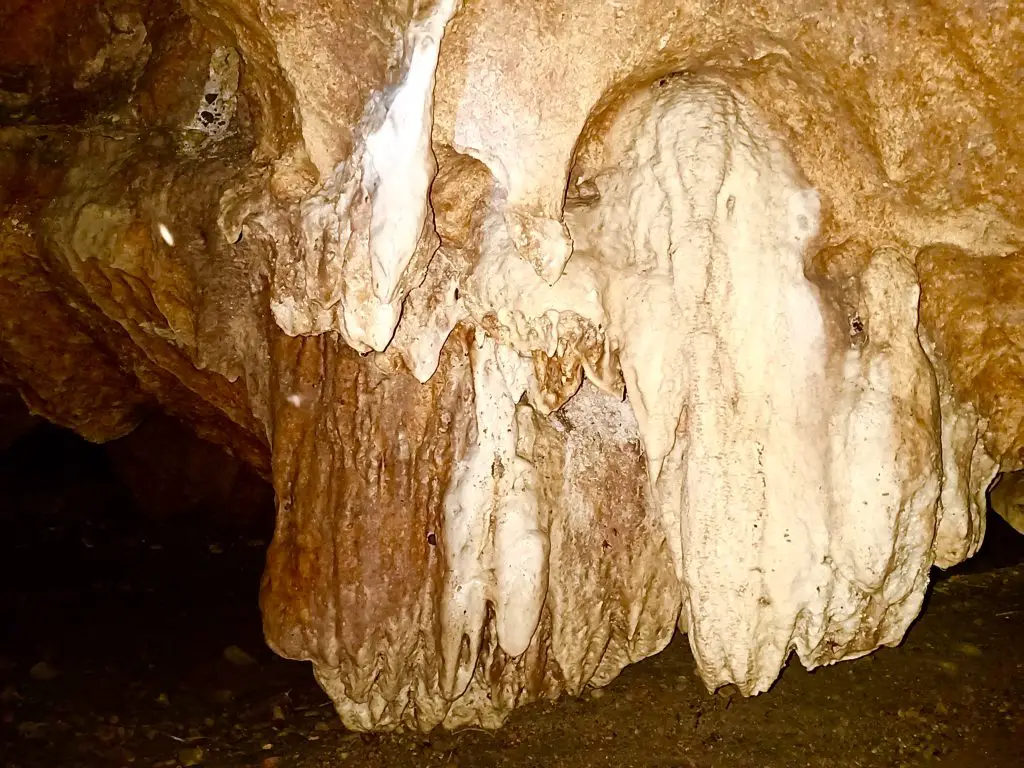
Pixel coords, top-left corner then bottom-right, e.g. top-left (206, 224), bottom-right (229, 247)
top-left (1, 0), bottom-right (1022, 732)
top-left (990, 471), bottom-right (1024, 536)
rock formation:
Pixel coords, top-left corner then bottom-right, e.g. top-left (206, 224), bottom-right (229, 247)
top-left (1, 0), bottom-right (1021, 732)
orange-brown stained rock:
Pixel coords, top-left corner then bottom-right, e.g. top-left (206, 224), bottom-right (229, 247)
top-left (30, 138), bottom-right (272, 465)
top-left (0, 214), bottom-right (146, 442)
top-left (539, 383), bottom-right (680, 693)
top-left (918, 246), bottom-right (1024, 469)
top-left (186, 0), bottom-right (408, 178)
top-left (261, 330), bottom-right (679, 728)
top-left (0, 0), bottom-right (274, 469)
top-left (0, 205), bottom-right (271, 466)
top-left (261, 327), bottom-right (475, 702)
top-left (131, 6), bottom-right (219, 129)
top-left (0, 0), bottom-right (171, 124)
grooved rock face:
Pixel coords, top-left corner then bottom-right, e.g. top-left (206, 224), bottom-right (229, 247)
top-left (1, 0), bottom-right (1022, 732)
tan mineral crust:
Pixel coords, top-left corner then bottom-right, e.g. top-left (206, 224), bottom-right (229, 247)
top-left (1, 0), bottom-right (1022, 732)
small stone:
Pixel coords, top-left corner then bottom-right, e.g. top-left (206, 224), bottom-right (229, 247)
top-left (954, 642), bottom-right (982, 657)
top-left (590, 688), bottom-right (605, 699)
top-left (262, 742), bottom-right (274, 750)
top-left (178, 746), bottom-right (204, 766)
top-left (314, 720), bottom-right (330, 732)
top-left (29, 661), bottom-right (58, 681)
top-left (223, 645), bottom-right (257, 666)
top-left (17, 721), bottom-right (46, 739)
top-left (272, 705), bottom-right (286, 721)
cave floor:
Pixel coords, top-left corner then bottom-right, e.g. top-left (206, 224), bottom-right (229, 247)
top-left (1, 436), bottom-right (1022, 767)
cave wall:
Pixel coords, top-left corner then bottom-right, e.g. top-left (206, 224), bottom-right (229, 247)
top-left (0, 0), bottom-right (1022, 732)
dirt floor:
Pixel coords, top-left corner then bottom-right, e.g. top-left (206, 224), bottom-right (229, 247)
top-left (0, 425), bottom-right (1022, 768)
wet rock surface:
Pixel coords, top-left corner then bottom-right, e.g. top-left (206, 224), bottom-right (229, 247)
top-left (0, 426), bottom-right (1021, 767)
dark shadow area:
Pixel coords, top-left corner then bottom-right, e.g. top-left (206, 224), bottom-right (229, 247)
top-left (0, 402), bottom-right (1022, 767)
top-left (0, 412), bottom-right (339, 767)
top-left (933, 509), bottom-right (1024, 580)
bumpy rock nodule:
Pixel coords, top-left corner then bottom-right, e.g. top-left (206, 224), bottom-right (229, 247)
top-left (1, 0), bottom-right (1022, 732)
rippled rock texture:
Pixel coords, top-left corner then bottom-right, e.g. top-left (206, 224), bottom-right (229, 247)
top-left (1, 0), bottom-right (1021, 731)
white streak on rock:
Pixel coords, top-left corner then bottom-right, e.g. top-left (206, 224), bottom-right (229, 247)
top-left (441, 330), bottom-right (545, 694)
top-left (365, 0), bottom-right (460, 303)
top-left (269, 2), bottom-right (461, 353)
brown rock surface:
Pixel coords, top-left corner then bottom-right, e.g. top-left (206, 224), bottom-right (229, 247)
top-left (919, 246), bottom-right (1024, 469)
